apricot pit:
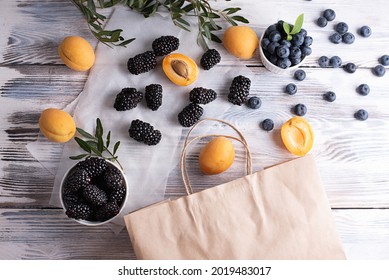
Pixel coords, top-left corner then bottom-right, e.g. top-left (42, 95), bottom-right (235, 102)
top-left (281, 116), bottom-right (313, 156)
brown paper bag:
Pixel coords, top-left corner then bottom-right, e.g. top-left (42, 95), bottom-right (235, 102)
top-left (124, 119), bottom-right (346, 260)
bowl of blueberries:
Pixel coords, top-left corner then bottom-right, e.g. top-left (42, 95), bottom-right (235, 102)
top-left (259, 15), bottom-right (313, 74)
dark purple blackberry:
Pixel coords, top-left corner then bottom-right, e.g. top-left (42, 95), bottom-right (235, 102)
top-left (109, 185), bottom-right (126, 205)
top-left (83, 185), bottom-right (108, 206)
top-left (200, 49), bottom-right (221, 70)
top-left (62, 193), bottom-right (85, 207)
top-left (65, 203), bottom-right (92, 220)
top-left (127, 51), bottom-right (157, 75)
top-left (177, 103), bottom-right (203, 127)
top-left (104, 166), bottom-right (123, 190)
top-left (128, 119), bottom-right (162, 145)
top-left (152, 36), bottom-right (179, 56)
top-left (64, 169), bottom-right (90, 194)
top-left (94, 200), bottom-right (120, 221)
top-left (228, 75), bottom-right (251, 105)
top-left (145, 84), bottom-right (163, 111)
top-left (189, 87), bottom-right (217, 105)
top-left (114, 88), bottom-right (143, 111)
top-left (76, 157), bottom-right (107, 178)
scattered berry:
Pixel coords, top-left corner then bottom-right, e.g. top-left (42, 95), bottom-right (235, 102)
top-left (358, 26), bottom-right (372, 37)
top-left (200, 49), bottom-right (221, 70)
top-left (354, 109), bottom-right (368, 121)
top-left (318, 56), bottom-right (330, 67)
top-left (177, 103), bottom-right (203, 127)
top-left (323, 9), bottom-right (336, 21)
top-left (323, 91), bottom-right (336, 102)
top-left (357, 84), bottom-right (370, 96)
top-left (247, 96), bottom-right (262, 109)
top-left (379, 55), bottom-right (389, 66)
top-left (145, 84), bottom-right (163, 111)
top-left (261, 119), bottom-right (274, 131)
top-left (335, 22), bottom-right (349, 35)
top-left (128, 119), bottom-right (162, 145)
top-left (152, 35), bottom-right (179, 56)
top-left (189, 87), bottom-right (217, 105)
top-left (83, 185), bottom-right (108, 206)
top-left (342, 32), bottom-right (355, 44)
top-left (344, 62), bottom-right (357, 73)
top-left (76, 157), bottom-right (107, 178)
top-left (127, 51), bottom-right (157, 75)
top-left (294, 103), bottom-right (307, 116)
top-left (294, 69), bottom-right (306, 81)
top-left (373, 65), bottom-right (386, 77)
top-left (317, 17), bottom-right (328, 27)
top-left (329, 33), bottom-right (342, 44)
top-left (64, 169), bottom-right (90, 194)
top-left (228, 75), bottom-right (251, 105)
top-left (65, 203), bottom-right (92, 220)
top-left (113, 88), bottom-right (143, 111)
top-left (329, 56), bottom-right (342, 68)
top-left (285, 83), bottom-right (298, 95)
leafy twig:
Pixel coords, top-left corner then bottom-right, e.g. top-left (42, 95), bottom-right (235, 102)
top-left (283, 14), bottom-right (304, 41)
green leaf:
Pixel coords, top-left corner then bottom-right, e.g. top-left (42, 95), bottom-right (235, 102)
top-left (106, 131), bottom-right (111, 148)
top-left (75, 137), bottom-right (92, 153)
top-left (76, 127), bottom-right (96, 139)
top-left (283, 21), bottom-right (291, 34)
top-left (117, 38), bottom-right (136, 46)
top-left (113, 141), bottom-right (120, 155)
top-left (223, 7), bottom-right (241, 15)
top-left (95, 118), bottom-right (103, 138)
top-left (175, 17), bottom-right (190, 26)
top-left (97, 135), bottom-right (104, 153)
top-left (69, 154), bottom-right (89, 160)
top-left (210, 33), bottom-right (222, 43)
top-left (231, 15), bottom-right (249, 24)
top-left (290, 13), bottom-right (304, 35)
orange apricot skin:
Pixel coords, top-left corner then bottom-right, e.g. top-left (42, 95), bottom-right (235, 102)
top-left (162, 53), bottom-right (198, 86)
top-left (280, 116), bottom-right (314, 156)
top-left (199, 137), bottom-right (235, 175)
top-left (39, 108), bottom-right (76, 143)
top-left (58, 36), bottom-right (95, 71)
top-left (223, 26), bottom-right (259, 60)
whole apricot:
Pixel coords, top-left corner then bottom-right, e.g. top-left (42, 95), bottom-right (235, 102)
top-left (223, 26), bottom-right (259, 60)
top-left (281, 116), bottom-right (314, 156)
top-left (162, 53), bottom-right (198, 86)
top-left (199, 137), bottom-right (235, 175)
top-left (39, 108), bottom-right (76, 143)
top-left (58, 36), bottom-right (95, 71)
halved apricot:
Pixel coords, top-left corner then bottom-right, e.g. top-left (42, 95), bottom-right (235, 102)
top-left (162, 53), bottom-right (198, 86)
top-left (281, 116), bottom-right (314, 156)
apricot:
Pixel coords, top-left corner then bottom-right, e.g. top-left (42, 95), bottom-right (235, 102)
top-left (162, 53), bottom-right (198, 86)
top-left (223, 26), bottom-right (259, 60)
top-left (199, 137), bottom-right (235, 175)
top-left (58, 36), bottom-right (95, 71)
top-left (281, 116), bottom-right (314, 156)
top-left (39, 108), bottom-right (76, 143)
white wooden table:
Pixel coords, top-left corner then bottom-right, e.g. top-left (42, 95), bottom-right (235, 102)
top-left (0, 0), bottom-right (388, 259)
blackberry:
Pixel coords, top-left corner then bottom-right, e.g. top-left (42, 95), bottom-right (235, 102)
top-left (64, 169), bottom-right (90, 194)
top-left (294, 69), bottom-right (306, 81)
top-left (62, 193), bottom-right (85, 207)
top-left (247, 96), bottom-right (262, 109)
top-left (323, 91), bottom-right (336, 102)
top-left (145, 84), bottom-right (163, 111)
top-left (152, 36), bottom-right (179, 56)
top-left (104, 166), bottom-right (123, 190)
top-left (294, 103), bottom-right (307, 116)
top-left (261, 119), bottom-right (274, 131)
top-left (65, 203), bottom-right (92, 220)
top-left (83, 185), bottom-right (108, 206)
top-left (344, 63), bottom-right (357, 73)
top-left (373, 65), bottom-right (386, 77)
top-left (127, 51), bottom-right (156, 75)
top-left (76, 157), bottom-right (107, 178)
top-left (128, 119), bottom-right (162, 145)
top-left (357, 84), bottom-right (370, 96)
top-left (189, 87), bottom-right (217, 105)
top-left (200, 49), bottom-right (221, 70)
top-left (109, 185), bottom-right (126, 205)
top-left (177, 103), bottom-right (203, 127)
top-left (285, 83), bottom-right (297, 95)
top-left (94, 200), bottom-right (120, 221)
top-left (114, 88), bottom-right (143, 111)
top-left (228, 75), bottom-right (251, 105)
top-left (354, 109), bottom-right (368, 121)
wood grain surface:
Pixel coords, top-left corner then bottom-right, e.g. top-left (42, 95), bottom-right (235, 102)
top-left (0, 0), bottom-right (388, 260)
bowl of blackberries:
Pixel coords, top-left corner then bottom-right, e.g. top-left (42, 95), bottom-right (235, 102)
top-left (259, 15), bottom-right (313, 73)
top-left (60, 157), bottom-right (128, 226)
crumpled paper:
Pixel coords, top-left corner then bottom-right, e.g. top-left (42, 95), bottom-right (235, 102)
top-left (27, 7), bottom-right (253, 230)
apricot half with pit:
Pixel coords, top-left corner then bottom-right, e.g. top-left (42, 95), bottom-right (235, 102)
top-left (162, 53), bottom-right (198, 86)
top-left (58, 36), bottom-right (95, 71)
top-left (199, 137), bottom-right (235, 175)
top-left (281, 116), bottom-right (314, 156)
top-left (39, 108), bottom-right (76, 143)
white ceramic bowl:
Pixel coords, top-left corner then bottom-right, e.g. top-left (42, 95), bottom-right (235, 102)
top-left (258, 32), bottom-right (305, 74)
top-left (60, 158), bottom-right (128, 226)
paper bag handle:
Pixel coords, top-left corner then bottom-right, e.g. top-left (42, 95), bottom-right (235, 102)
top-left (180, 118), bottom-right (252, 195)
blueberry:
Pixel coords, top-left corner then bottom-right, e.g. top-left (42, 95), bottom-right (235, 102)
top-left (261, 119), bottom-right (275, 131)
top-left (301, 46), bottom-right (312, 56)
top-left (323, 9), bottom-right (336, 21)
top-left (373, 65), bottom-right (386, 77)
top-left (318, 56), bottom-right (330, 67)
top-left (269, 31), bottom-right (282, 42)
top-left (317, 17), bottom-right (328, 27)
top-left (276, 45), bottom-right (290, 58)
top-left (300, 29), bottom-right (308, 37)
top-left (280, 39), bottom-right (292, 47)
top-left (294, 69), bottom-right (306, 81)
top-left (277, 58), bottom-right (292, 69)
top-left (291, 33), bottom-right (305, 46)
top-left (357, 84), bottom-right (370, 96)
top-left (289, 46), bottom-right (302, 59)
top-left (379, 55), bottom-right (389, 66)
top-left (247, 96), bottom-right (262, 109)
top-left (267, 42), bottom-right (280, 55)
top-left (269, 55), bottom-right (278, 65)
top-left (342, 32), bottom-right (355, 44)
top-left (329, 56), bottom-right (342, 68)
top-left (358, 26), bottom-right (372, 37)
top-left (265, 24), bottom-right (278, 37)
top-left (354, 109), bottom-right (368, 121)
top-left (294, 103), bottom-right (307, 116)
top-left (303, 36), bottom-right (313, 47)
top-left (261, 38), bottom-right (271, 50)
top-left (323, 91), bottom-right (336, 102)
top-left (329, 33), bottom-right (342, 44)
top-left (290, 57), bottom-right (302, 66)
top-left (344, 62), bottom-right (357, 73)
top-left (285, 83), bottom-right (298, 95)
top-left (335, 22), bottom-right (348, 35)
